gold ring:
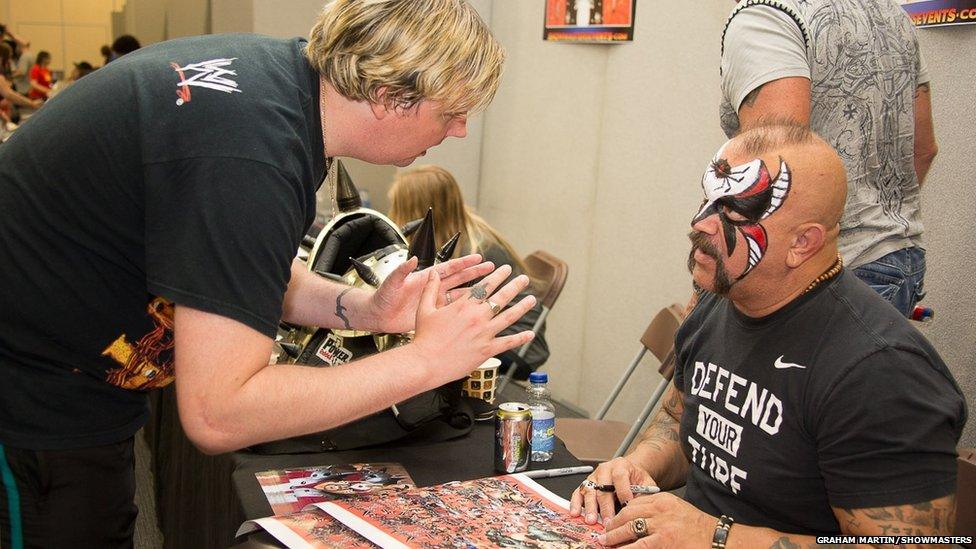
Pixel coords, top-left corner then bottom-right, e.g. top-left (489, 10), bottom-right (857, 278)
top-left (632, 517), bottom-right (648, 539)
top-left (487, 300), bottom-right (501, 316)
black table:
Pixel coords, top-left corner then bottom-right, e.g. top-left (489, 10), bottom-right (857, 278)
top-left (145, 387), bottom-right (589, 548)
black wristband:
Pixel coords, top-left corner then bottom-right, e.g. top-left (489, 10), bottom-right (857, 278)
top-left (711, 514), bottom-right (734, 549)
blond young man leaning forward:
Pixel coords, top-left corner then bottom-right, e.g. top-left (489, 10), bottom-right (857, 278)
top-left (0, 1), bottom-right (526, 547)
top-left (571, 125), bottom-right (965, 548)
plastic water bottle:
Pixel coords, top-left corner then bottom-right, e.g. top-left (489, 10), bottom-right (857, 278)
top-left (526, 372), bottom-right (556, 462)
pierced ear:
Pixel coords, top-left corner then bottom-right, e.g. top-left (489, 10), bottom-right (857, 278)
top-left (369, 87), bottom-right (390, 120)
top-left (787, 223), bottom-right (826, 268)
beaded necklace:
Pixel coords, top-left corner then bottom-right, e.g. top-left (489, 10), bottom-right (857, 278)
top-left (803, 254), bottom-right (843, 295)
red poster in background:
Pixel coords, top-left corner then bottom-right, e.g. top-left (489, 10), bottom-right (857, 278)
top-left (544, 0), bottom-right (637, 43)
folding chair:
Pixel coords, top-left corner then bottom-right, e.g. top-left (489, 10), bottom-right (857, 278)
top-left (555, 303), bottom-right (683, 465)
top-left (495, 250), bottom-right (569, 394)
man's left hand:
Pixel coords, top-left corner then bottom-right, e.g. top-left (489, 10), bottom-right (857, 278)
top-left (599, 493), bottom-right (713, 548)
top-left (369, 254), bottom-right (495, 333)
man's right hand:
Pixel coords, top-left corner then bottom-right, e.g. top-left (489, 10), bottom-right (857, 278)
top-left (411, 263), bottom-right (536, 385)
top-left (569, 457), bottom-right (656, 525)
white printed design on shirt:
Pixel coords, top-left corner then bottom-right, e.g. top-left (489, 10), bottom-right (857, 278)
top-left (687, 360), bottom-right (785, 494)
top-left (170, 57), bottom-right (242, 106)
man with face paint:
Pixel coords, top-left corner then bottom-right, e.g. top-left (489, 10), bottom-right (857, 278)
top-left (570, 125), bottom-right (965, 547)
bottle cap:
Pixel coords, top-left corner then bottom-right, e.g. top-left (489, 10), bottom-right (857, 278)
top-left (528, 372), bottom-right (548, 384)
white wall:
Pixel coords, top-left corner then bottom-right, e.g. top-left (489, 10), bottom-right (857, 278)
top-left (915, 25), bottom-right (976, 447)
top-left (479, 0), bottom-right (730, 420)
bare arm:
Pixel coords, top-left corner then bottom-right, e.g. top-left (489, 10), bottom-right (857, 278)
top-left (29, 79), bottom-right (50, 95)
top-left (728, 495), bottom-right (956, 548)
top-left (623, 383), bottom-right (689, 490)
top-left (175, 266), bottom-right (536, 455)
top-left (736, 77), bottom-right (811, 133)
top-left (913, 83), bottom-right (937, 187)
top-left (0, 77), bottom-right (38, 108)
top-left (3, 29), bottom-right (29, 48)
top-left (281, 254), bottom-right (494, 333)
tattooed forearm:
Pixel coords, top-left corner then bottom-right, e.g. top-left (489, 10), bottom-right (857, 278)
top-left (335, 287), bottom-right (354, 330)
top-left (662, 385), bottom-right (684, 421)
top-left (852, 495), bottom-right (955, 536)
top-left (638, 411), bottom-right (681, 452)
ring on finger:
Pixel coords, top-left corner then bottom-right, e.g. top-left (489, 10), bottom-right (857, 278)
top-left (486, 300), bottom-right (501, 316)
top-left (631, 517), bottom-right (649, 539)
top-left (445, 290), bottom-right (454, 305)
top-left (580, 480), bottom-right (597, 491)
top-left (468, 283), bottom-right (489, 301)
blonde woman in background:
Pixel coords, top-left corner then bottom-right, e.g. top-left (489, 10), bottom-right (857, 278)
top-left (389, 165), bottom-right (550, 378)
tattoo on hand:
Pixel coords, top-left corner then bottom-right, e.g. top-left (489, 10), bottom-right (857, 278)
top-left (335, 287), bottom-right (354, 330)
top-left (469, 283), bottom-right (488, 301)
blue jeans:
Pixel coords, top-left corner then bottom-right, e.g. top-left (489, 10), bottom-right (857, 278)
top-left (852, 247), bottom-right (926, 318)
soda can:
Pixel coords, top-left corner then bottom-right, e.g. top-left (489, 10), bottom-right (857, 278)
top-left (495, 402), bottom-right (533, 473)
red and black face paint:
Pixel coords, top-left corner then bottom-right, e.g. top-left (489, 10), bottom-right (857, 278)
top-left (692, 152), bottom-right (791, 279)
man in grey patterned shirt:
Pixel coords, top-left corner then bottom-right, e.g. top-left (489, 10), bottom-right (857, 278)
top-left (719, 0), bottom-right (938, 317)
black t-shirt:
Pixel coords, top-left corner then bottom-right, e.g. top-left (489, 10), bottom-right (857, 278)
top-left (673, 270), bottom-right (966, 535)
top-left (0, 34), bottom-right (324, 450)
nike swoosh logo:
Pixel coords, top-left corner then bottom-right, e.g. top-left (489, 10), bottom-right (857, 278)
top-left (774, 355), bottom-right (806, 369)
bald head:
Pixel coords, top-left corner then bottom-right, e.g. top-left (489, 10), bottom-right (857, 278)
top-left (724, 124), bottom-right (846, 234)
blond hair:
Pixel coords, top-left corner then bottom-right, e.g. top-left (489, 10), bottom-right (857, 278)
top-left (388, 165), bottom-right (532, 279)
top-left (306, 0), bottom-right (505, 115)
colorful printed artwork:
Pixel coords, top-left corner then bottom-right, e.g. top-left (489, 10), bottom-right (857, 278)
top-left (255, 463), bottom-right (415, 515)
top-left (239, 509), bottom-right (375, 549)
top-left (317, 474), bottom-right (602, 548)
top-left (544, 0), bottom-right (637, 42)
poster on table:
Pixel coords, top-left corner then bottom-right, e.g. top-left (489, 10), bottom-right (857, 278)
top-left (544, 0), bottom-right (637, 42)
top-left (900, 0), bottom-right (976, 27)
top-left (238, 474), bottom-right (602, 548)
top-left (254, 463), bottom-right (414, 515)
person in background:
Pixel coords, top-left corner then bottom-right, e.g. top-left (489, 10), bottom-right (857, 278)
top-left (109, 34), bottom-right (141, 61)
top-left (49, 61), bottom-right (94, 98)
top-left (718, 0), bottom-right (935, 318)
top-left (27, 50), bottom-right (52, 101)
top-left (100, 44), bottom-right (112, 66)
top-left (388, 165), bottom-right (550, 378)
top-left (0, 42), bottom-right (40, 115)
top-left (2, 26), bottom-right (34, 96)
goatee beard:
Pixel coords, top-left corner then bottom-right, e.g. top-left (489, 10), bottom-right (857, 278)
top-left (688, 230), bottom-right (734, 295)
